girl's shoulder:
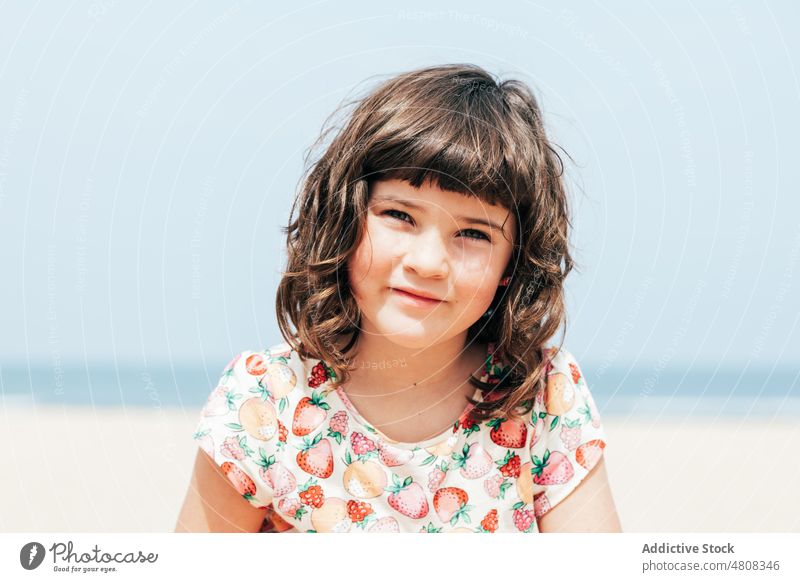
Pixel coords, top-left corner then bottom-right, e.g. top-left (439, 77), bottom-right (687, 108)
top-left (193, 342), bottom-right (323, 510)
top-left (484, 343), bottom-right (582, 395)
top-left (541, 345), bottom-right (579, 374)
top-left (532, 346), bottom-right (600, 428)
top-left (220, 341), bottom-right (324, 405)
top-left (522, 345), bottom-right (607, 519)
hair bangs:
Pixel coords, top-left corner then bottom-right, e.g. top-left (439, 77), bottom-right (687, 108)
top-left (363, 99), bottom-right (517, 211)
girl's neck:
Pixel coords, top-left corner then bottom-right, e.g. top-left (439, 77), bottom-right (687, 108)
top-left (335, 333), bottom-right (486, 400)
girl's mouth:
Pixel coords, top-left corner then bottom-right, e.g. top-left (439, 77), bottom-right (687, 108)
top-left (390, 287), bottom-right (444, 307)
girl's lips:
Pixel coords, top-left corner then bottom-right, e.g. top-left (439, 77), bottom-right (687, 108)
top-left (390, 287), bottom-right (444, 307)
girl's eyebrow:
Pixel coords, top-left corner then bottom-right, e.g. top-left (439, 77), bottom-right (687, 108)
top-left (373, 195), bottom-right (505, 231)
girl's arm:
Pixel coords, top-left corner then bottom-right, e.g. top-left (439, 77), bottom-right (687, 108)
top-left (536, 456), bottom-right (622, 532)
top-left (175, 449), bottom-right (268, 533)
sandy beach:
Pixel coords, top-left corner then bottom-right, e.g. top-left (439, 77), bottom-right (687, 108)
top-left (1, 404), bottom-right (798, 533)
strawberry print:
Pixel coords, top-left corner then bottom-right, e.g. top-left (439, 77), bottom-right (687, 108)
top-left (368, 516), bottom-right (400, 533)
top-left (377, 440), bottom-right (414, 467)
top-left (433, 487), bottom-right (473, 526)
top-left (451, 442), bottom-right (493, 479)
top-left (385, 474), bottom-right (429, 519)
top-left (220, 462), bottom-right (256, 500)
top-left (194, 343), bottom-right (607, 531)
top-left (487, 417), bottom-right (528, 448)
top-left (254, 448), bottom-right (297, 497)
top-left (295, 433), bottom-right (334, 478)
top-left (292, 391), bottom-right (330, 436)
top-left (531, 449), bottom-right (574, 485)
top-left (576, 439), bottom-right (605, 470)
top-left (533, 492), bottom-right (551, 518)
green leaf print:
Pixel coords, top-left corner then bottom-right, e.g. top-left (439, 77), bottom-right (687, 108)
top-left (225, 391), bottom-right (242, 411)
top-left (449, 504), bottom-right (473, 527)
top-left (250, 380), bottom-right (271, 400)
top-left (420, 454), bottom-right (437, 466)
top-left (238, 435), bottom-right (255, 457)
top-left (225, 422), bottom-right (243, 431)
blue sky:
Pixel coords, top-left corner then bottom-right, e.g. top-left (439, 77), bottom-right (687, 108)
top-left (1, 0), bottom-right (798, 371)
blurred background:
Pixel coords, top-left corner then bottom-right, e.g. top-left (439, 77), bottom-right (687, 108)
top-left (1, 0), bottom-right (798, 532)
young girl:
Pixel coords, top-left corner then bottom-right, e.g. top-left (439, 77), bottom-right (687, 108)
top-left (176, 63), bottom-right (621, 533)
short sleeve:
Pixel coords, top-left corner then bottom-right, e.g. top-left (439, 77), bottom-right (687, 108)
top-left (528, 348), bottom-right (607, 519)
top-left (193, 350), bottom-right (281, 509)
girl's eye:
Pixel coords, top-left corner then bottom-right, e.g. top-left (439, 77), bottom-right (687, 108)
top-left (380, 209), bottom-right (491, 242)
top-left (382, 209), bottom-right (413, 223)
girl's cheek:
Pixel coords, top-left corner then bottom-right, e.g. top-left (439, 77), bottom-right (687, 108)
top-left (374, 224), bottom-right (408, 249)
top-left (457, 255), bottom-right (497, 281)
top-left (373, 231), bottom-right (410, 265)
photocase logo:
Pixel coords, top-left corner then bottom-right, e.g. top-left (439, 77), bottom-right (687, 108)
top-left (20, 542), bottom-right (46, 570)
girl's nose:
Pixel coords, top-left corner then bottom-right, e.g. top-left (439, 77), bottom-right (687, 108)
top-left (402, 229), bottom-right (450, 279)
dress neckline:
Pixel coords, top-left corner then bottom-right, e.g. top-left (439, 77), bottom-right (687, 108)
top-left (324, 342), bottom-right (501, 450)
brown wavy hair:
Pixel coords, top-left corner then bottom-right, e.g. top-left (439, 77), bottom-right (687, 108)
top-left (275, 63), bottom-right (576, 422)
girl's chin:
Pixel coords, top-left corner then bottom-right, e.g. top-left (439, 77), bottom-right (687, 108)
top-left (365, 317), bottom-right (464, 346)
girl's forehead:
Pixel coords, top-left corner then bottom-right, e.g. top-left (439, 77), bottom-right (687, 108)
top-left (370, 178), bottom-right (510, 211)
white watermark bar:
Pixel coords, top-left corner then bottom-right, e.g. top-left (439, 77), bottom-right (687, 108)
top-left (1, 533), bottom-right (797, 580)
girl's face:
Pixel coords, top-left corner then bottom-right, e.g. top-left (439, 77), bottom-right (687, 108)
top-left (347, 178), bottom-right (517, 349)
